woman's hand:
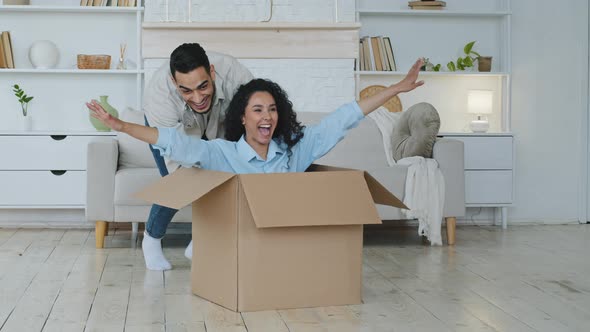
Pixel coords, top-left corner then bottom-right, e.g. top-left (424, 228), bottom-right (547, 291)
top-left (393, 58), bottom-right (425, 93)
top-left (86, 100), bottom-right (126, 132)
top-left (358, 58), bottom-right (425, 116)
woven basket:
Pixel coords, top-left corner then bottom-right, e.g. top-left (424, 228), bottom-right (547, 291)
top-left (77, 54), bottom-right (111, 70)
top-left (360, 85), bottom-right (402, 113)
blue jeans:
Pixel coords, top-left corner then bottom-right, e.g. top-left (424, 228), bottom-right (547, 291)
top-left (144, 116), bottom-right (178, 239)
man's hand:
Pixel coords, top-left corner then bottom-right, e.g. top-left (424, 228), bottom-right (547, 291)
top-left (86, 100), bottom-right (126, 132)
top-left (393, 58), bottom-right (425, 93)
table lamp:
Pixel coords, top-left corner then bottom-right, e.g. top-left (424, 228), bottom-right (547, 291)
top-left (467, 90), bottom-right (493, 133)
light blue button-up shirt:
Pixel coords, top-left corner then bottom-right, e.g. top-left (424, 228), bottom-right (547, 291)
top-left (154, 101), bottom-right (364, 173)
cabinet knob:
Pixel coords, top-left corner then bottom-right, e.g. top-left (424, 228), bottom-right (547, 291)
top-left (50, 170), bottom-right (67, 176)
top-left (50, 135), bottom-right (67, 141)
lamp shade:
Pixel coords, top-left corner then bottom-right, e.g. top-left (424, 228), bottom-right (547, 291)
top-left (467, 90), bottom-right (493, 114)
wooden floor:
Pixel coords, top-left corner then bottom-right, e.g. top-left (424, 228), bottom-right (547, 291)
top-left (0, 224), bottom-right (589, 332)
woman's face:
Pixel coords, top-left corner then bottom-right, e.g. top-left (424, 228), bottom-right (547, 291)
top-left (242, 91), bottom-right (278, 150)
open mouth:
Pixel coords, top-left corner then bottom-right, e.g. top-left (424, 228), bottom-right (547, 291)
top-left (258, 124), bottom-right (272, 137)
top-left (191, 97), bottom-right (209, 111)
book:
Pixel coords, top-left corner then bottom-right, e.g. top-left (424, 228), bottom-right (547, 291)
top-left (408, 1), bottom-right (446, 6)
top-left (377, 36), bottom-right (390, 71)
top-left (1, 31), bottom-right (14, 69)
top-left (370, 36), bottom-right (383, 71)
top-left (358, 40), bottom-right (364, 71)
top-left (410, 5), bottom-right (444, 10)
top-left (361, 36), bottom-right (373, 71)
top-left (0, 38), bottom-right (6, 68)
top-left (383, 37), bottom-right (397, 71)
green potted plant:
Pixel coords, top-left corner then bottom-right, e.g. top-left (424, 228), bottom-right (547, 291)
top-left (12, 84), bottom-right (34, 130)
top-left (447, 41), bottom-right (492, 72)
top-left (420, 57), bottom-right (442, 72)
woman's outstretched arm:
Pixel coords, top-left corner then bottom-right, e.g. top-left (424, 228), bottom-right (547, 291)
top-left (86, 100), bottom-right (158, 144)
top-left (357, 58), bottom-right (424, 116)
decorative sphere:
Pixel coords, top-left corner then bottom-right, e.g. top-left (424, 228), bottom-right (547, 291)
top-left (28, 40), bottom-right (59, 69)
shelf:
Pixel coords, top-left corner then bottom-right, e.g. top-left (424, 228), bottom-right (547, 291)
top-left (0, 5), bottom-right (143, 13)
top-left (356, 71), bottom-right (509, 77)
top-left (0, 69), bottom-right (143, 74)
top-left (0, 131), bottom-right (116, 136)
top-left (438, 132), bottom-right (514, 137)
top-left (358, 10), bottom-right (510, 17)
top-left (143, 22), bottom-right (361, 30)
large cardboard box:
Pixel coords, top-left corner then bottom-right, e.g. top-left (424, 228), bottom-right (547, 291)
top-left (137, 165), bottom-right (406, 312)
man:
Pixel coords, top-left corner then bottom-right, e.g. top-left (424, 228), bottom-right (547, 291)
top-left (142, 43), bottom-right (253, 270)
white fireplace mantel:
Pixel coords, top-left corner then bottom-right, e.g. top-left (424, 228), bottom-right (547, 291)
top-left (142, 22), bottom-right (360, 59)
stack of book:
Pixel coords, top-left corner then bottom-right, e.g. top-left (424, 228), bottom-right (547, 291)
top-left (0, 31), bottom-right (14, 69)
top-left (408, 1), bottom-right (446, 10)
top-left (80, 0), bottom-right (136, 6)
top-left (358, 36), bottom-right (397, 72)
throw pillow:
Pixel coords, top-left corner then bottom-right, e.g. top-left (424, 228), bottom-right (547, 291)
top-left (117, 108), bottom-right (157, 169)
top-left (391, 102), bottom-right (441, 161)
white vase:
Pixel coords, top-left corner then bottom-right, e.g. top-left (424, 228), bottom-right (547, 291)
top-left (22, 115), bottom-right (32, 131)
top-left (29, 40), bottom-right (59, 69)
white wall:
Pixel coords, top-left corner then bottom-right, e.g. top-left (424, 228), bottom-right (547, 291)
top-left (508, 0), bottom-right (588, 223)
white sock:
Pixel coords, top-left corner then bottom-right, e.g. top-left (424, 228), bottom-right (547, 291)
top-left (142, 231), bottom-right (172, 271)
top-left (184, 240), bottom-right (193, 260)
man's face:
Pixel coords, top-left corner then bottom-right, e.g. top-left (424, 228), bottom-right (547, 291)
top-left (173, 65), bottom-right (216, 113)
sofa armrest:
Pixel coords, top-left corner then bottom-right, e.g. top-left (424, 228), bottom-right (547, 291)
top-left (433, 138), bottom-right (466, 217)
top-left (86, 137), bottom-right (118, 222)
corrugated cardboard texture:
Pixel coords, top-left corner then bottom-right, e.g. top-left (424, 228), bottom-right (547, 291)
top-left (237, 184), bottom-right (363, 311)
top-left (239, 171), bottom-right (381, 228)
top-left (363, 172), bottom-right (408, 209)
top-left (308, 164), bottom-right (408, 210)
top-left (191, 177), bottom-right (239, 311)
top-left (135, 167), bottom-right (235, 209)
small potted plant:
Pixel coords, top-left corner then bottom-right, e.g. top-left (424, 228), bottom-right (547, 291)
top-left (447, 41), bottom-right (492, 72)
top-left (13, 84), bottom-right (34, 131)
top-left (420, 57), bottom-right (442, 72)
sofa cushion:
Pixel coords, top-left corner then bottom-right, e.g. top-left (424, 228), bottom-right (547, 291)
top-left (114, 167), bottom-right (161, 205)
top-left (391, 102), bottom-right (440, 161)
top-left (296, 111), bottom-right (389, 169)
top-left (117, 108), bottom-right (157, 169)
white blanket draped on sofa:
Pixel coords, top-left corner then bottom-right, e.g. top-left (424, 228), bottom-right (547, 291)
top-left (367, 108), bottom-right (445, 245)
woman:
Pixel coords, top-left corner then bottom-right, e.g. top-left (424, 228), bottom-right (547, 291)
top-left (86, 59), bottom-right (424, 173)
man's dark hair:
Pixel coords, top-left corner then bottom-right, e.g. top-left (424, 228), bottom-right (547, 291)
top-left (225, 79), bottom-right (305, 161)
top-left (169, 43), bottom-right (211, 79)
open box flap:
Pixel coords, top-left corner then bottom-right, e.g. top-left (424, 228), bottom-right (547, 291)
top-left (135, 167), bottom-right (236, 210)
top-left (239, 171), bottom-right (382, 228)
top-left (308, 164), bottom-right (408, 210)
top-left (363, 171), bottom-right (408, 209)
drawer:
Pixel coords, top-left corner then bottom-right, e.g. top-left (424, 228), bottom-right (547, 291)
top-left (0, 171), bottom-right (86, 206)
top-left (452, 136), bottom-right (513, 170)
top-left (0, 135), bottom-right (94, 170)
top-left (465, 170), bottom-right (512, 204)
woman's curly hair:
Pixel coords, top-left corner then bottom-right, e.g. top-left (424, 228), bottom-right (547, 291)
top-left (224, 79), bottom-right (305, 156)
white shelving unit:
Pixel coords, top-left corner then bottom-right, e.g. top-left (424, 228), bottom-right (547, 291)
top-left (356, 0), bottom-right (514, 226)
top-left (356, 0), bottom-right (511, 132)
top-left (0, 2), bottom-right (143, 209)
top-left (0, 4), bottom-right (144, 131)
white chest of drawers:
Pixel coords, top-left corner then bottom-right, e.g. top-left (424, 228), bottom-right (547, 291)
top-left (0, 132), bottom-right (114, 208)
top-left (440, 133), bottom-right (514, 228)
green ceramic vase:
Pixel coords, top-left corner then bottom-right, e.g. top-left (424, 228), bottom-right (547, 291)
top-left (89, 95), bottom-right (119, 131)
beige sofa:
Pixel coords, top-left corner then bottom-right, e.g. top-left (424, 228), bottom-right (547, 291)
top-left (86, 109), bottom-right (465, 248)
